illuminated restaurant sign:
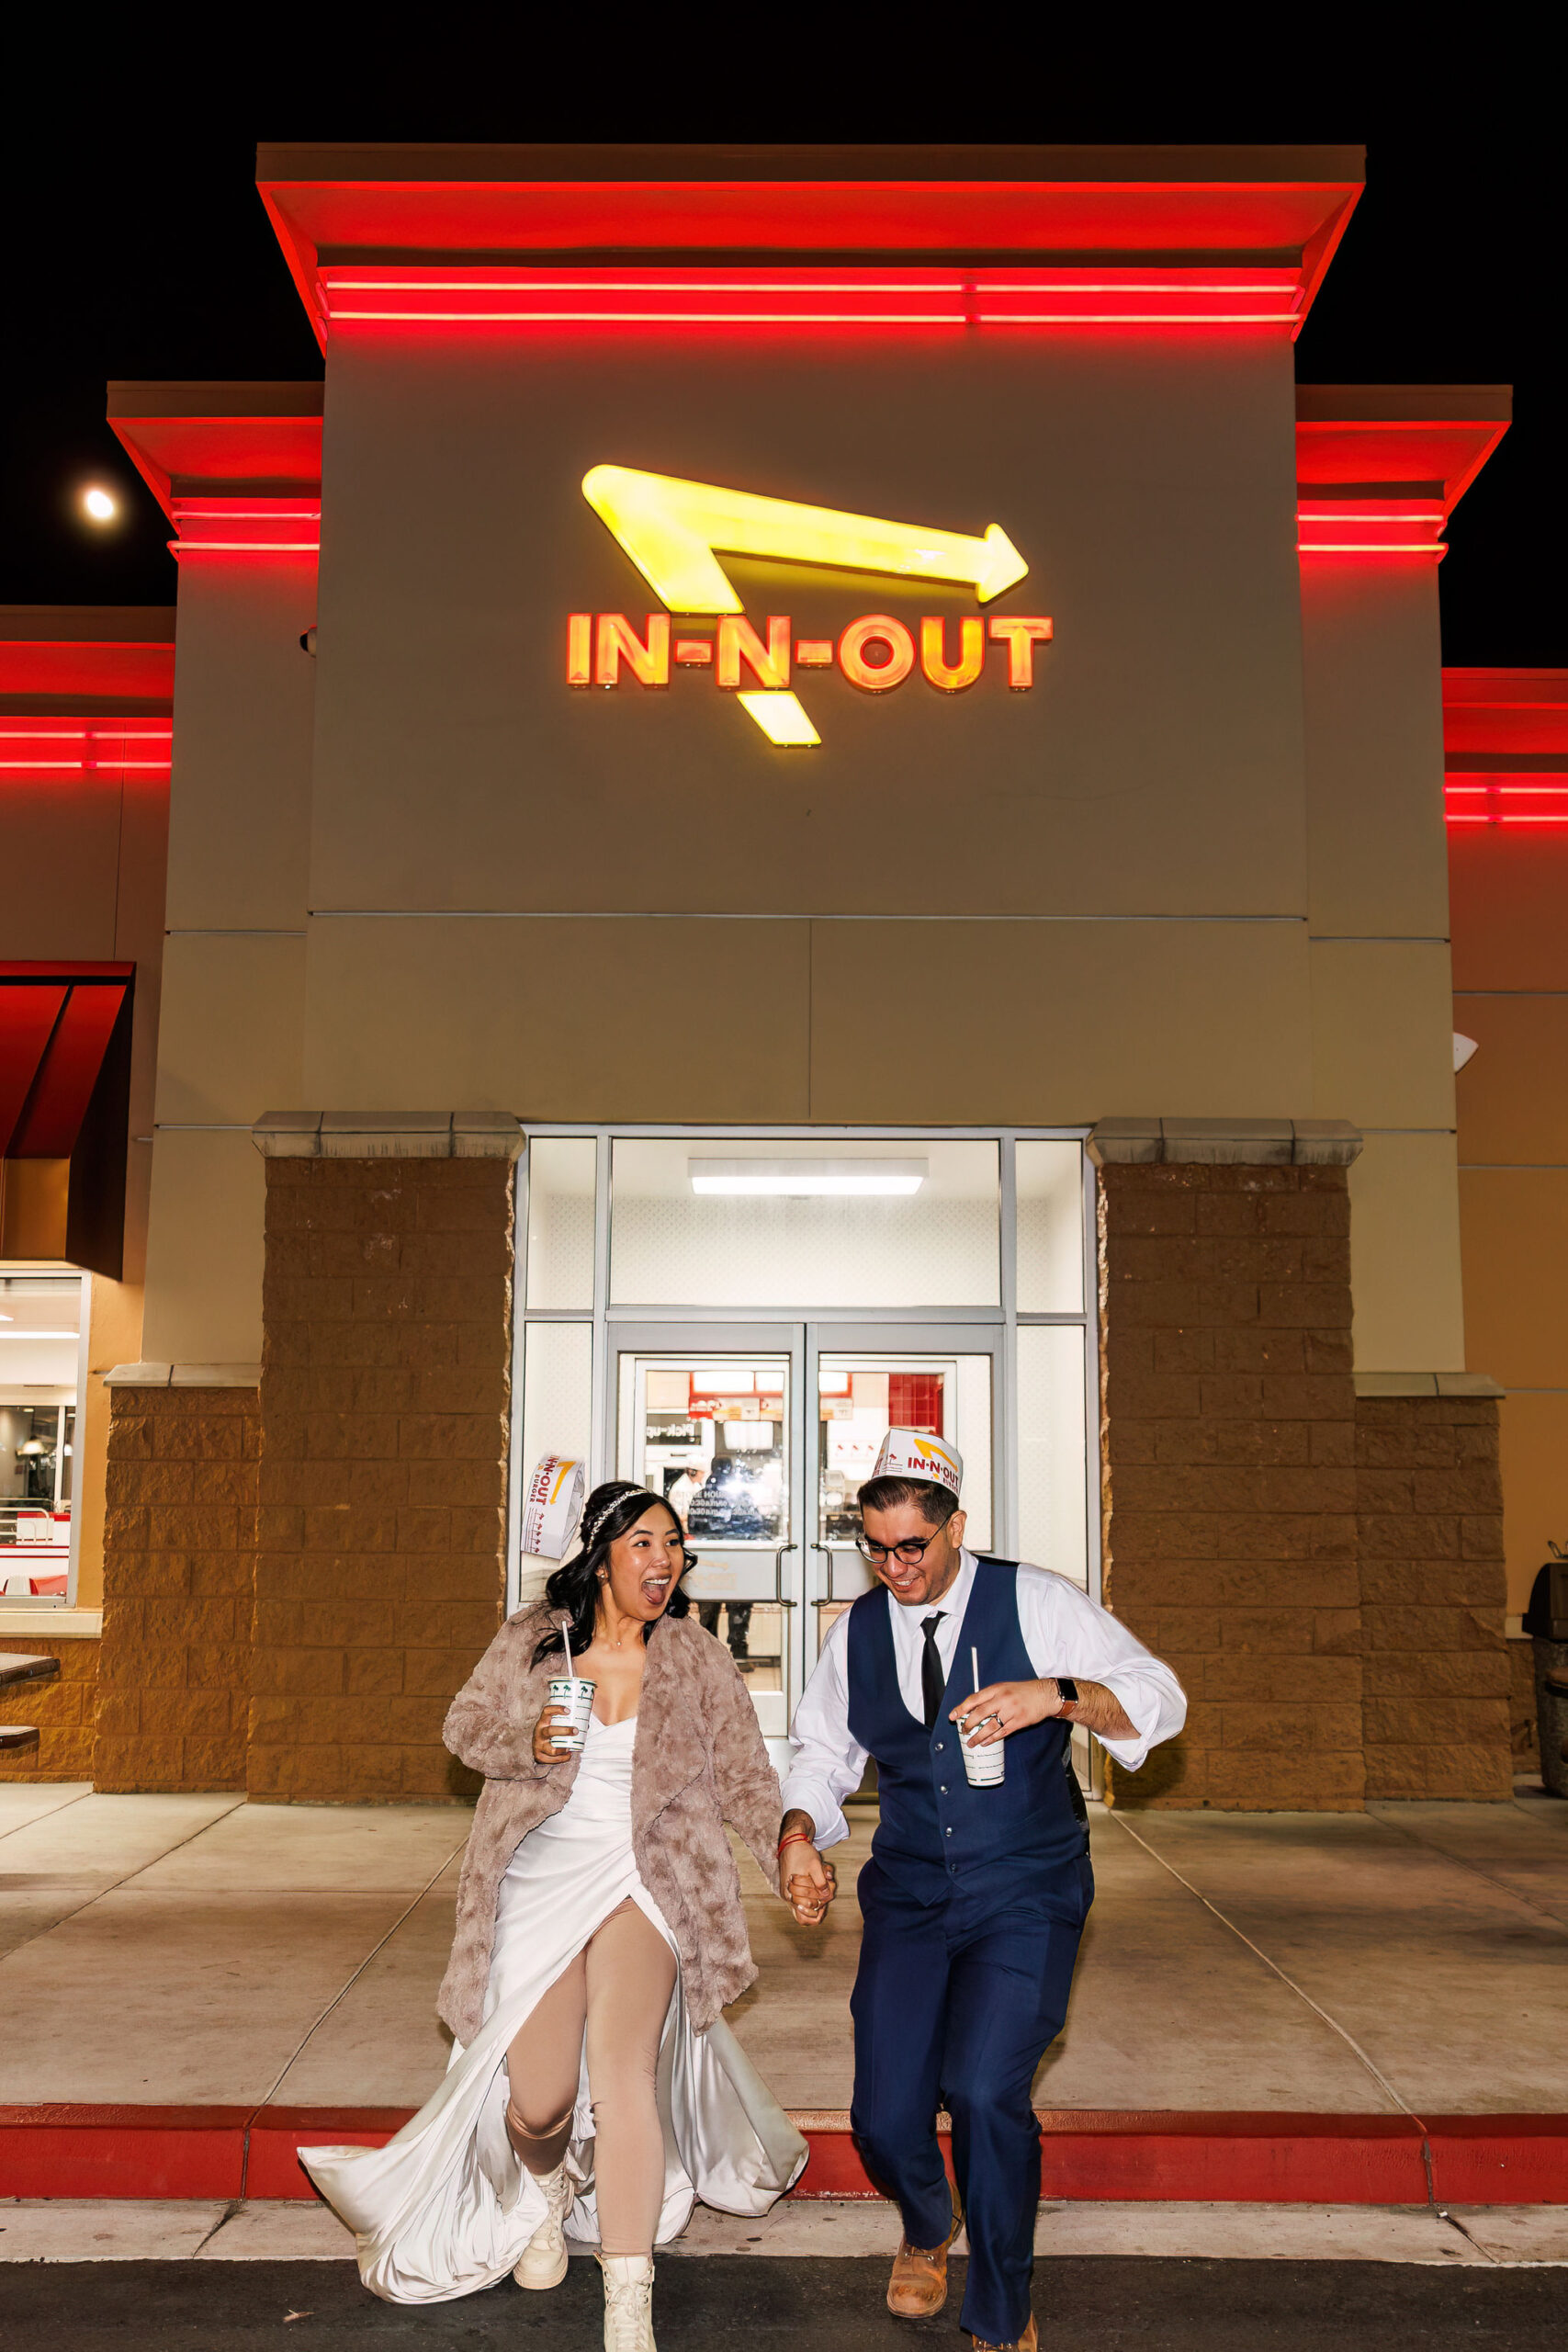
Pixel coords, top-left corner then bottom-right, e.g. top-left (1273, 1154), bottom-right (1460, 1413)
top-left (569, 464), bottom-right (1052, 746)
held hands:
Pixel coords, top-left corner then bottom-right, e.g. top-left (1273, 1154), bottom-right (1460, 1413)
top-left (951, 1678), bottom-right (1067, 1749)
top-left (783, 1847), bottom-right (838, 1927)
top-left (777, 1811), bottom-right (837, 1926)
top-left (532, 1702), bottom-right (572, 1764)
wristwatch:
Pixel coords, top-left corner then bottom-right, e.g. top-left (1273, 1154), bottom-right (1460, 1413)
top-left (1055, 1676), bottom-right (1079, 1710)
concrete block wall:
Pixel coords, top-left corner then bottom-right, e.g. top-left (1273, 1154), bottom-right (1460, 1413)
top-left (1096, 1157), bottom-right (1363, 1810)
top-left (1355, 1392), bottom-right (1510, 1799)
top-left (248, 1154), bottom-right (513, 1802)
top-left (92, 1386), bottom-right (258, 1792)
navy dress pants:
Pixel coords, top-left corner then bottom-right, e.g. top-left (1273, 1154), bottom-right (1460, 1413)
top-left (849, 1853), bottom-right (1091, 2345)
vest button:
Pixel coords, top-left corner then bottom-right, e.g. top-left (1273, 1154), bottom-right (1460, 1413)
top-left (945, 1826), bottom-right (953, 1837)
top-left (939, 1785), bottom-right (948, 1794)
top-left (935, 1742), bottom-right (944, 1752)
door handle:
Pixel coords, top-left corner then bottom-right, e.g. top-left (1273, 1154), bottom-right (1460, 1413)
top-left (809, 1541), bottom-right (833, 1603)
top-left (773, 1542), bottom-right (798, 1606)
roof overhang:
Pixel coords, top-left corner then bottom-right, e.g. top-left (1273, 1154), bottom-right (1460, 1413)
top-left (1295, 387), bottom-right (1511, 559)
top-left (256, 142), bottom-right (1364, 350)
top-left (1443, 669), bottom-right (1568, 829)
top-left (0, 609), bottom-right (175, 718)
top-left (107, 384), bottom-right (322, 560)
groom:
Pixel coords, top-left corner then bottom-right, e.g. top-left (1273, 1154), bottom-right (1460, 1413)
top-left (779, 1432), bottom-right (1185, 2351)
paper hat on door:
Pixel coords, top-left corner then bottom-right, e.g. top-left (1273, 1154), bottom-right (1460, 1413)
top-left (871, 1430), bottom-right (963, 1498)
top-left (522, 1455), bottom-right (587, 1560)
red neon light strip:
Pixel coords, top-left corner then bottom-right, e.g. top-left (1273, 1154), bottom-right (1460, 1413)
top-left (325, 276), bottom-right (1302, 296)
top-left (1448, 814), bottom-right (1568, 824)
top-left (1298, 512), bottom-right (1448, 525)
top-left (328, 307), bottom-right (1298, 327)
top-left (1298, 542), bottom-right (1446, 556)
top-left (318, 266), bottom-right (1304, 331)
top-left (168, 541), bottom-right (320, 553)
top-left (172, 506), bottom-right (322, 522)
top-left (0, 720), bottom-right (173, 777)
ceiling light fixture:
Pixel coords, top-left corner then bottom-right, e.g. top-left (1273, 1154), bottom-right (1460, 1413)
top-left (688, 1158), bottom-right (928, 1198)
top-left (82, 486), bottom-right (117, 523)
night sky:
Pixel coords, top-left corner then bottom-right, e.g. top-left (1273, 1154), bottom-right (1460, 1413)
top-left (3, 89), bottom-right (1562, 665)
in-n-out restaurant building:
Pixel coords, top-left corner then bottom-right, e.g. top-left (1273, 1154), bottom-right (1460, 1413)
top-left (4, 144), bottom-right (1562, 1810)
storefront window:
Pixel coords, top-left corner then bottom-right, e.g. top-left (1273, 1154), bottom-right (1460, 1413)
top-left (524, 1137), bottom-right (597, 1309)
top-left (0, 1273), bottom-right (85, 1604)
top-left (608, 1137), bottom-right (999, 1308)
top-left (1016, 1140), bottom-right (1085, 1314)
top-left (1016, 1324), bottom-right (1090, 1591)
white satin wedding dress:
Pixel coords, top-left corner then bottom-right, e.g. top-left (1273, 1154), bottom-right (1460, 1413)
top-left (301, 1713), bottom-right (807, 2303)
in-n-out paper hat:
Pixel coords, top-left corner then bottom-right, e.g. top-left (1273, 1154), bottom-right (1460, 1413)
top-left (871, 1429), bottom-right (963, 1498)
top-left (521, 1454), bottom-right (587, 1560)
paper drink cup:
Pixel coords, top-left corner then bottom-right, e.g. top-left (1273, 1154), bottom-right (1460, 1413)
top-left (547, 1676), bottom-right (596, 1751)
top-left (959, 1707), bottom-right (1006, 1787)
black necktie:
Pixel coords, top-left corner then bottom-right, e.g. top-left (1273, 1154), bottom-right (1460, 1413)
top-left (920, 1612), bottom-right (947, 1730)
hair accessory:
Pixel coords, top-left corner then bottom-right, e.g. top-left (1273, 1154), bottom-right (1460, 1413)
top-left (872, 1429), bottom-right (963, 1497)
top-left (579, 1484), bottom-right (660, 1556)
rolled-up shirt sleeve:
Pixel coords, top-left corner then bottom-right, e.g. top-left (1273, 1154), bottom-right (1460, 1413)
top-left (1017, 1569), bottom-right (1187, 1773)
top-left (780, 1612), bottom-right (866, 1851)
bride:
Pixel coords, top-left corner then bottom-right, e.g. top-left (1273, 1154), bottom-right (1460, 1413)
top-left (303, 1481), bottom-right (819, 2348)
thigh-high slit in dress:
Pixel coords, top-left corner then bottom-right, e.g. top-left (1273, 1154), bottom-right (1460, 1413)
top-left (300, 1714), bottom-right (807, 2303)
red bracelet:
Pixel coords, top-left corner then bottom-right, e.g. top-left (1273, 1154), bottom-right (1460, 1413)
top-left (777, 1829), bottom-right (815, 1857)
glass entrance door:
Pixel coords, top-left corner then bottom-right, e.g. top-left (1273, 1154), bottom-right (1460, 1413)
top-left (612, 1325), bottom-right (805, 1760)
top-left (806, 1329), bottom-right (998, 1668)
top-left (610, 1319), bottom-right (1002, 1763)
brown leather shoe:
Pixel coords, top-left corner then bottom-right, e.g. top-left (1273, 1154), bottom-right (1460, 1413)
top-left (886, 2190), bottom-right (963, 2318)
top-left (971, 2316), bottom-right (1037, 2352)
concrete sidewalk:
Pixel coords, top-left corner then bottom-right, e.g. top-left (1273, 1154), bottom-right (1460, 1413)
top-left (2, 1784), bottom-right (1563, 2119)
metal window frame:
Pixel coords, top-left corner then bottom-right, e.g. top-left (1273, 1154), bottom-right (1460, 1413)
top-left (508, 1125), bottom-right (1099, 1619)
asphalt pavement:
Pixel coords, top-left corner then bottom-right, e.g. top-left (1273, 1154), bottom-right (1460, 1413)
top-left (4, 2257), bottom-right (1562, 2348)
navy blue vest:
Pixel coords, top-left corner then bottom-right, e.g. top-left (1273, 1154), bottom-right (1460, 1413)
top-left (846, 1556), bottom-right (1088, 1906)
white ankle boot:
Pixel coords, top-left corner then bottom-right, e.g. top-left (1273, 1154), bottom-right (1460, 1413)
top-left (513, 2161), bottom-right (574, 2290)
top-left (599, 2252), bottom-right (656, 2352)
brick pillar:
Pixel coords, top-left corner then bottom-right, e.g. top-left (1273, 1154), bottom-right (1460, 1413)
top-left (249, 1114), bottom-right (521, 1803)
top-left (93, 1384), bottom-right (258, 1792)
top-left (1091, 1118), bottom-right (1363, 1812)
top-left (1355, 1383), bottom-right (1510, 1800)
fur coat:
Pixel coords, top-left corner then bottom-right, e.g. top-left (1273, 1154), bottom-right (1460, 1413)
top-left (438, 1603), bottom-right (784, 2044)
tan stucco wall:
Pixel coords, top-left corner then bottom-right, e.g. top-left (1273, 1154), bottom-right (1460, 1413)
top-left (288, 325), bottom-right (1329, 1138)
top-left (141, 555), bottom-right (314, 1368)
top-left (309, 332), bottom-right (1309, 922)
top-left (1299, 557), bottom-right (1462, 1372)
top-left (1451, 831), bottom-right (1568, 1616)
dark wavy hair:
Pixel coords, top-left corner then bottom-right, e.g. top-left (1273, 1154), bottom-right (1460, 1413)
top-left (532, 1481), bottom-right (694, 1666)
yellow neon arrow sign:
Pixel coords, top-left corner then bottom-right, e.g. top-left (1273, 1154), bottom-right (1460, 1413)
top-left (581, 464), bottom-right (1029, 614)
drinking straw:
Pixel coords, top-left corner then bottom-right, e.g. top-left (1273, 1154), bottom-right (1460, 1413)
top-left (563, 1623), bottom-right (573, 1679)
top-left (971, 1645), bottom-right (980, 1694)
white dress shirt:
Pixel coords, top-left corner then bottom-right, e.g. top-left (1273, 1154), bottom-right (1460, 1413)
top-left (781, 1550), bottom-right (1187, 1850)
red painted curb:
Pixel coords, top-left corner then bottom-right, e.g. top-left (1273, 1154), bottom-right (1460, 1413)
top-left (0, 2105), bottom-right (252, 2200)
top-left (0, 2105), bottom-right (1562, 2205)
top-left (1428, 2116), bottom-right (1568, 2206)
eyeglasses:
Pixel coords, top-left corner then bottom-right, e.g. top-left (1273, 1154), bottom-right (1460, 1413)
top-left (855, 1534), bottom-right (936, 1567)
